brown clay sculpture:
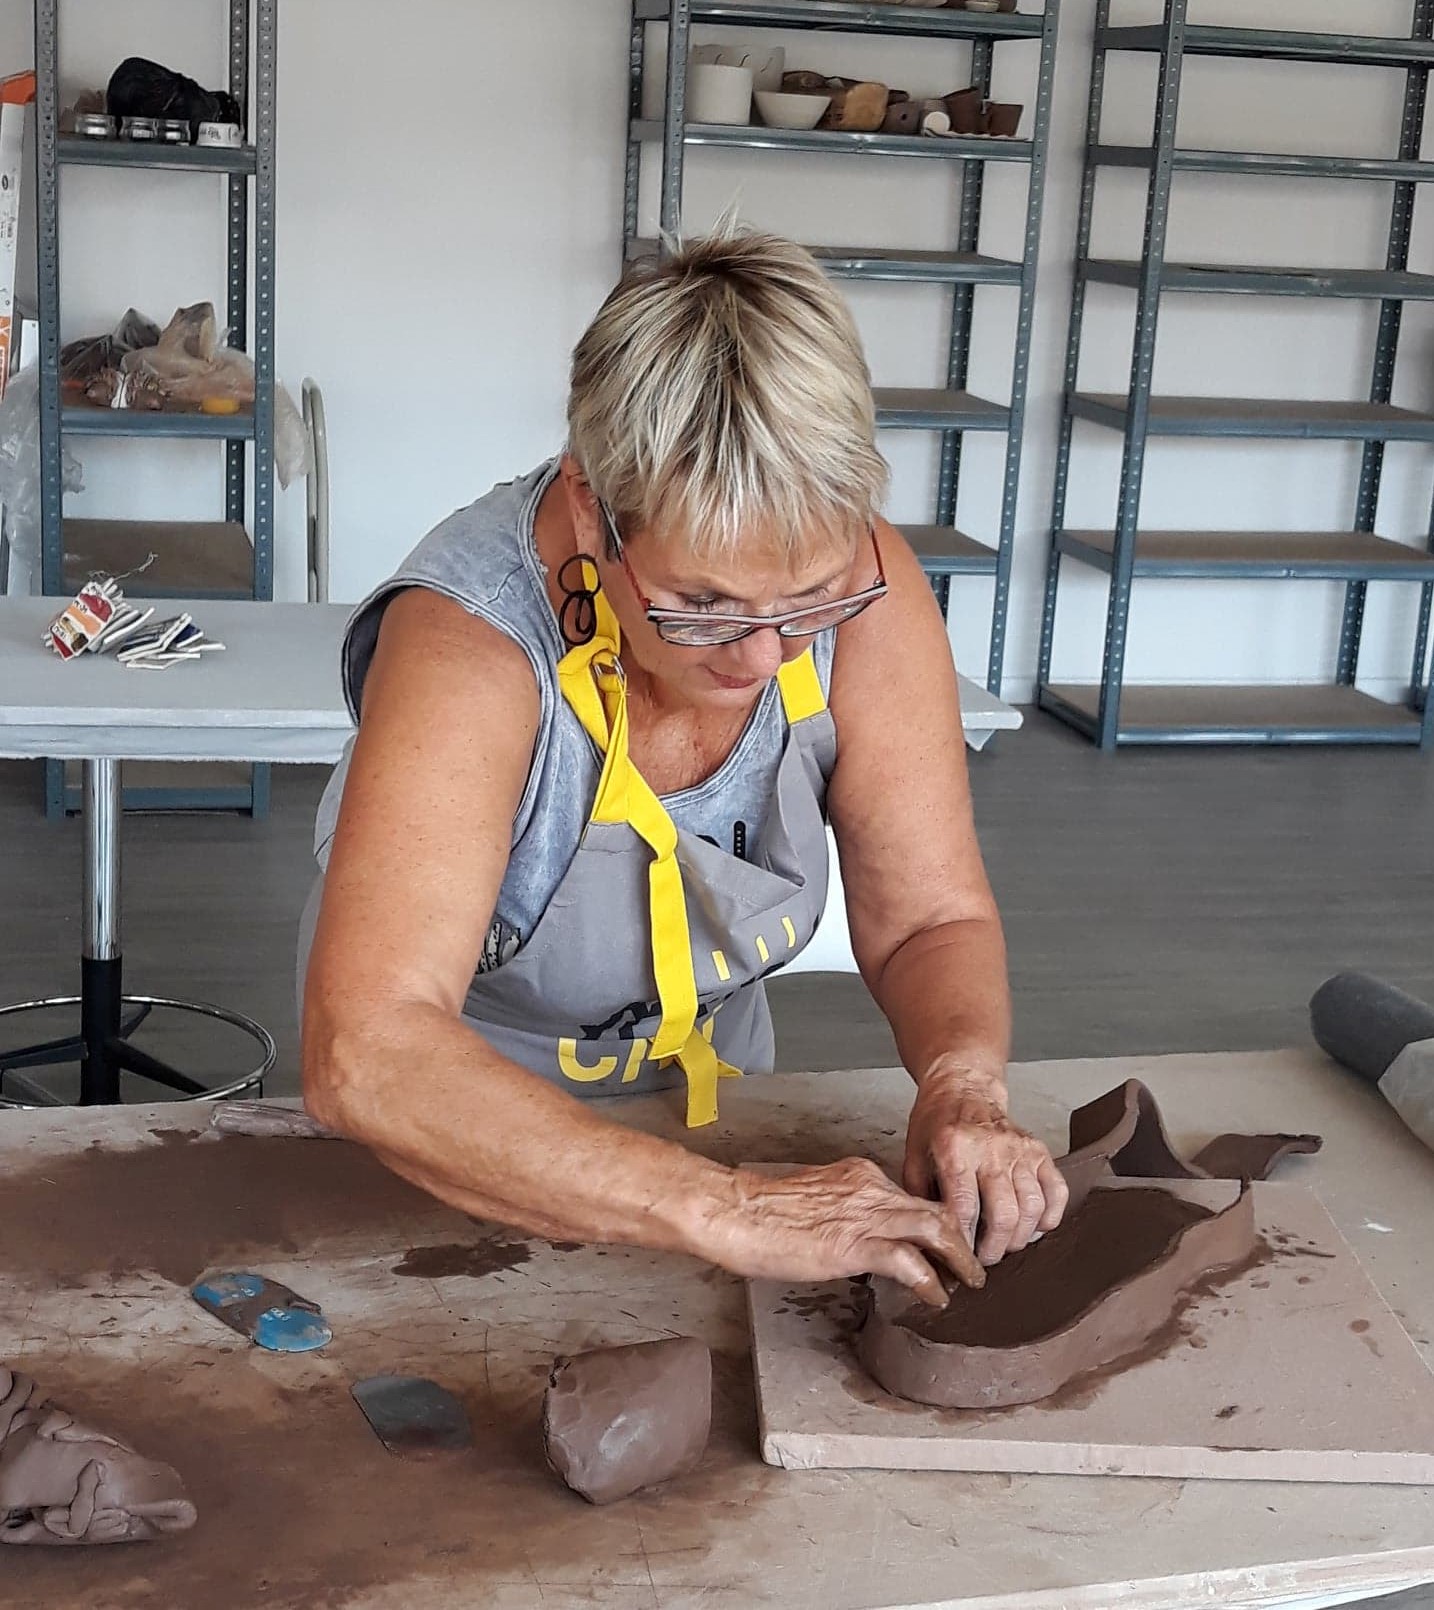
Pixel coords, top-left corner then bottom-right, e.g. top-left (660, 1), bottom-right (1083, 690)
top-left (984, 101), bottom-right (1023, 137)
top-left (543, 1337), bottom-right (711, 1505)
top-left (944, 87), bottom-right (983, 134)
top-left (858, 1184), bottom-right (1256, 1408)
top-left (0, 1366), bottom-right (197, 1545)
top-left (820, 81), bottom-right (889, 133)
top-left (882, 99), bottom-right (924, 136)
top-left (856, 1081), bottom-right (1319, 1410)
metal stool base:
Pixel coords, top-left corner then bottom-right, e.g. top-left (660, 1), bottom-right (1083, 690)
top-left (0, 993), bottom-right (275, 1109)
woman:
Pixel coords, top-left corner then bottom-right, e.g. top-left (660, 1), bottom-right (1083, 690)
top-left (301, 229), bottom-right (1067, 1307)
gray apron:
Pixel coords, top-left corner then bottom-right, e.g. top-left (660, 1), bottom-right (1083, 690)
top-left (464, 585), bottom-right (835, 1127)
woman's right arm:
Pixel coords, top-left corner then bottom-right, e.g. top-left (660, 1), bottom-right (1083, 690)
top-left (302, 588), bottom-right (983, 1302)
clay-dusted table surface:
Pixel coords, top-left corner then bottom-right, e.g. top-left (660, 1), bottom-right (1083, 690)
top-left (0, 1049), bottom-right (1431, 1610)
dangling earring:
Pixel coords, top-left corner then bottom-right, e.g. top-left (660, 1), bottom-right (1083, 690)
top-left (558, 555), bottom-right (600, 646)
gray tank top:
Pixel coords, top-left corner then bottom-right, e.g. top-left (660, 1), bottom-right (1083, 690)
top-left (314, 459), bottom-right (836, 971)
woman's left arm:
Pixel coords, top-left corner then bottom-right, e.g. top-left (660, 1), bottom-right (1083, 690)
top-left (826, 519), bottom-right (1067, 1265)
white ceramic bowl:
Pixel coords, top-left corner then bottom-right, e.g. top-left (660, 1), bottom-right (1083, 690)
top-left (753, 90), bottom-right (831, 131)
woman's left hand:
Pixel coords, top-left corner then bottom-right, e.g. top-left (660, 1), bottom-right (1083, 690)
top-left (903, 1065), bottom-right (1068, 1267)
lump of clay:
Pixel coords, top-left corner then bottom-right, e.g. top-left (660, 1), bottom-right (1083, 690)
top-left (0, 1366), bottom-right (197, 1545)
top-left (543, 1337), bottom-right (710, 1505)
top-left (859, 1183), bottom-right (1256, 1409)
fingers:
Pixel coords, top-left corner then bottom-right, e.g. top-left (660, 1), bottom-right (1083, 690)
top-left (1035, 1156), bottom-right (1070, 1231)
top-left (901, 1144), bottom-right (935, 1203)
top-left (849, 1165), bottom-right (986, 1292)
top-left (879, 1203), bottom-right (985, 1291)
top-left (929, 1138), bottom-right (982, 1249)
top-left (868, 1241), bottom-right (947, 1308)
top-left (974, 1166), bottom-right (1019, 1266)
top-left (1010, 1162), bottom-right (1049, 1251)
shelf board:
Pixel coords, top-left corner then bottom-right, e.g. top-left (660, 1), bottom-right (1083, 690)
top-left (875, 388), bottom-right (1010, 431)
top-left (634, 119), bottom-right (1033, 163)
top-left (61, 403), bottom-right (255, 441)
top-left (61, 519), bottom-right (255, 600)
top-left (1055, 529), bottom-right (1434, 580)
top-left (1100, 24), bottom-right (1434, 70)
top-left (1085, 259), bottom-right (1434, 301)
top-left (634, 0), bottom-right (1045, 42)
top-left (1095, 144), bottom-right (1434, 183)
top-left (1069, 394), bottom-right (1434, 442)
top-left (628, 237), bottom-right (1022, 284)
top-left (1041, 682), bottom-right (1424, 746)
top-left (57, 136), bottom-right (257, 175)
top-left (901, 525), bottom-right (999, 574)
top-left (811, 245), bottom-right (1024, 284)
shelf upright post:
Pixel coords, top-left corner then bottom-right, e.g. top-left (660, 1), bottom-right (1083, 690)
top-left (1094, 0), bottom-right (1188, 751)
top-left (251, 0), bottom-right (277, 608)
top-left (34, 0), bottom-right (62, 599)
top-left (226, 0), bottom-right (250, 538)
top-left (623, 0), bottom-right (647, 257)
top-left (934, 38), bottom-right (993, 565)
top-left (1037, 0), bottom-right (1110, 707)
top-left (660, 0), bottom-right (692, 240)
top-left (986, 0), bottom-right (1060, 692)
top-left (1337, 0), bottom-right (1433, 686)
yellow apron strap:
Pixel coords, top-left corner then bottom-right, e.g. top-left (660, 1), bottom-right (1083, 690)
top-left (554, 587), bottom-right (732, 1124)
top-left (777, 647), bottom-right (827, 724)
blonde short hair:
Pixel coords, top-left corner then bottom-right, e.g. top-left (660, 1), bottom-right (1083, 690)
top-left (568, 228), bottom-right (888, 565)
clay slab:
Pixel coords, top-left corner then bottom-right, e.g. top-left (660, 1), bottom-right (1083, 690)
top-left (749, 1180), bottom-right (1434, 1483)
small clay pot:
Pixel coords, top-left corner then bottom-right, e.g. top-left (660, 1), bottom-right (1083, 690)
top-left (781, 69), bottom-right (828, 94)
top-left (985, 101), bottom-right (1022, 137)
top-left (944, 86), bottom-right (983, 135)
top-left (882, 99), bottom-right (923, 136)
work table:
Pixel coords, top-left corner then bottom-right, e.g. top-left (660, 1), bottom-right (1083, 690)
top-left (0, 1049), bottom-right (1430, 1610)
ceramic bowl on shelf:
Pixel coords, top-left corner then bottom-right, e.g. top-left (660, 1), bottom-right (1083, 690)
top-left (688, 62), bottom-right (754, 125)
top-left (753, 90), bottom-right (831, 131)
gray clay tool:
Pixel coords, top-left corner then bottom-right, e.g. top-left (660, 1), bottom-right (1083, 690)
top-left (351, 1376), bottom-right (472, 1457)
top-left (1311, 972), bottom-right (1434, 1154)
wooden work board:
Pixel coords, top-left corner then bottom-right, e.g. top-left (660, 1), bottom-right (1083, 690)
top-left (749, 1179), bottom-right (1434, 1483)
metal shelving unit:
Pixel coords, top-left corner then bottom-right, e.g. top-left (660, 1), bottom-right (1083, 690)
top-left (34, 0), bottom-right (278, 811)
top-left (1038, 0), bottom-right (1434, 750)
top-left (624, 0), bottom-right (1060, 694)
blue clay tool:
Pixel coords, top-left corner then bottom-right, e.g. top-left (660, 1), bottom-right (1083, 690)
top-left (191, 1271), bottom-right (332, 1353)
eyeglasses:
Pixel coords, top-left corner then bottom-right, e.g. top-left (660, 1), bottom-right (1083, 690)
top-left (597, 502), bottom-right (888, 648)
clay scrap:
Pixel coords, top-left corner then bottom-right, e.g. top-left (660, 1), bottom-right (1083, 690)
top-left (857, 1081), bottom-right (1319, 1410)
top-left (1063, 1078), bottom-right (1321, 1188)
top-left (543, 1337), bottom-right (711, 1505)
top-left (0, 1365), bottom-right (196, 1546)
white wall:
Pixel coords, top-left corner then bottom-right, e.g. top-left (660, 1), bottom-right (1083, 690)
top-left (5, 0), bottom-right (1433, 697)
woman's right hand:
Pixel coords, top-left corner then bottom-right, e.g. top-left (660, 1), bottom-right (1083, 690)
top-left (702, 1158), bottom-right (986, 1307)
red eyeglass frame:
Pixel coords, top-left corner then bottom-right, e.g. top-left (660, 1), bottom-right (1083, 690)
top-left (597, 502), bottom-right (888, 645)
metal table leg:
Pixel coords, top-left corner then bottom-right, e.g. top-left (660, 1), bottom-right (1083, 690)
top-left (0, 757), bottom-right (276, 1107)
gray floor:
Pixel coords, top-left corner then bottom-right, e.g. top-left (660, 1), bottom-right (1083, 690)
top-left (2, 713), bottom-right (1432, 1097)
top-left (2, 721), bottom-right (1433, 1607)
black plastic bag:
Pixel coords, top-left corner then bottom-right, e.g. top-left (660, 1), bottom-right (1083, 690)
top-left (106, 58), bottom-right (241, 132)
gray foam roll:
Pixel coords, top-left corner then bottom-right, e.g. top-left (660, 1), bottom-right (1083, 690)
top-left (1310, 972), bottom-right (1434, 1084)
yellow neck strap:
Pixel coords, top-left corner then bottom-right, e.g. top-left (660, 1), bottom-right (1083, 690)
top-left (555, 586), bottom-right (822, 1126)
